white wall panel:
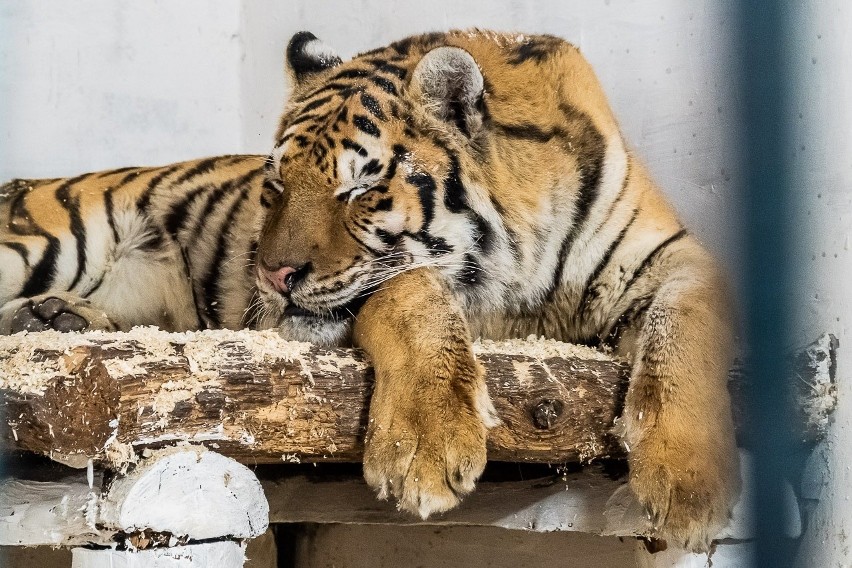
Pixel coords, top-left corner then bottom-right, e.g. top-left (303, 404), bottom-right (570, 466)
top-left (0, 1), bottom-right (242, 179)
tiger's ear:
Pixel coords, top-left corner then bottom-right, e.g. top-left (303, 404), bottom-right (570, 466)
top-left (410, 47), bottom-right (485, 137)
top-left (286, 31), bottom-right (342, 84)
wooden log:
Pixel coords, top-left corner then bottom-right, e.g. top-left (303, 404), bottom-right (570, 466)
top-left (0, 329), bottom-right (837, 468)
top-left (0, 329), bottom-right (628, 467)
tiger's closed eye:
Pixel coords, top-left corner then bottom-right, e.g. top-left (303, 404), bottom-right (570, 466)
top-left (261, 178), bottom-right (287, 208)
top-left (336, 183), bottom-right (388, 203)
top-left (264, 178), bottom-right (287, 194)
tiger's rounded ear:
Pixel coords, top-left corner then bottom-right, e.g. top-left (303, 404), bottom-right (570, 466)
top-left (286, 31), bottom-right (342, 84)
top-left (410, 47), bottom-right (485, 138)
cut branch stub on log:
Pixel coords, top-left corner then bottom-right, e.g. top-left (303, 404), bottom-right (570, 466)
top-left (0, 329), bottom-right (628, 467)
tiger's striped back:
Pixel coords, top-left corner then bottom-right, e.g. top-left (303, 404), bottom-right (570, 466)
top-left (0, 155), bottom-right (267, 331)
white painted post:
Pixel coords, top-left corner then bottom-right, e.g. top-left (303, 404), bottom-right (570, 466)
top-left (72, 541), bottom-right (247, 568)
top-left (71, 446), bottom-right (269, 568)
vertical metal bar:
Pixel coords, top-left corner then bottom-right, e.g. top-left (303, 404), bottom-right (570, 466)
top-left (737, 1), bottom-right (797, 566)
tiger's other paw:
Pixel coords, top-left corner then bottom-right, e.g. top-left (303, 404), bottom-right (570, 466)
top-left (362, 364), bottom-right (494, 519)
top-left (627, 426), bottom-right (740, 553)
top-left (0, 293), bottom-right (118, 334)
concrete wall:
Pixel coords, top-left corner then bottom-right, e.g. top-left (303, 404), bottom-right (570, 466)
top-left (0, 1), bottom-right (242, 179)
top-left (789, 3), bottom-right (852, 566)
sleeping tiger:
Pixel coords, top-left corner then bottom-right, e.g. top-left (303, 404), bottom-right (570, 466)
top-left (0, 30), bottom-right (738, 551)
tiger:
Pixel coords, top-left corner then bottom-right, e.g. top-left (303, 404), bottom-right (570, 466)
top-left (0, 30), bottom-right (739, 552)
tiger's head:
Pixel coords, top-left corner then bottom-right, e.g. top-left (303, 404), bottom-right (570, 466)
top-left (256, 32), bottom-right (503, 345)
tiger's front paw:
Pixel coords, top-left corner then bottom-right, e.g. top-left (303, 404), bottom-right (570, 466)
top-left (0, 293), bottom-right (118, 334)
top-left (628, 428), bottom-right (740, 552)
top-left (362, 365), bottom-right (495, 519)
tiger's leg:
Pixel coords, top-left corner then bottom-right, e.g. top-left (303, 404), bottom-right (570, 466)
top-left (353, 267), bottom-right (499, 519)
top-left (612, 261), bottom-right (740, 552)
top-left (0, 292), bottom-right (118, 333)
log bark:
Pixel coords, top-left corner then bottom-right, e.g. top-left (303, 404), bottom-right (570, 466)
top-left (0, 329), bottom-right (836, 468)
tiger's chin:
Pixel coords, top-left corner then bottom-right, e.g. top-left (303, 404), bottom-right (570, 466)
top-left (275, 314), bottom-right (353, 347)
top-left (252, 293), bottom-right (353, 347)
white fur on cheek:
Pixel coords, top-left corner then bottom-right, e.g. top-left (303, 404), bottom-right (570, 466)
top-left (381, 210), bottom-right (406, 234)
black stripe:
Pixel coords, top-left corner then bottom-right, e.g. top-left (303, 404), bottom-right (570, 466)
top-left (137, 227), bottom-right (165, 252)
top-left (360, 159), bottom-right (383, 177)
top-left (20, 233), bottom-right (61, 297)
top-left (408, 230), bottom-right (453, 256)
top-left (442, 153), bottom-right (494, 255)
top-left (374, 228), bottom-right (398, 248)
top-left (165, 184), bottom-right (210, 238)
top-left (301, 94), bottom-right (335, 113)
top-left (0, 179), bottom-right (30, 203)
top-left (374, 63), bottom-right (407, 80)
top-left (577, 208), bottom-right (639, 315)
top-left (102, 168), bottom-right (153, 245)
top-left (494, 122), bottom-right (558, 143)
top-left (604, 229), bottom-right (688, 332)
top-left (342, 138), bottom-right (369, 157)
top-left (602, 294), bottom-right (655, 348)
top-left (619, 229), bottom-right (688, 295)
top-left (276, 132), bottom-right (294, 148)
top-left (298, 81), bottom-right (357, 103)
top-left (598, 159), bottom-right (632, 225)
top-left (136, 165), bottom-right (181, 212)
top-left (383, 156), bottom-right (398, 182)
top-left (360, 92), bottom-right (387, 121)
top-left (288, 112), bottom-right (330, 128)
top-left (186, 170), bottom-right (261, 246)
top-left (488, 195), bottom-right (520, 259)
top-left (457, 252), bottom-right (483, 286)
top-left (508, 35), bottom-right (563, 65)
top-left (331, 68), bottom-right (372, 81)
top-left (103, 187), bottom-right (121, 244)
top-left (55, 174), bottom-right (91, 291)
top-left (344, 223), bottom-right (385, 257)
top-left (199, 187), bottom-right (251, 327)
top-left (7, 185), bottom-right (35, 233)
top-left (406, 172), bottom-right (437, 227)
top-left (1, 241), bottom-right (30, 267)
top-left (178, 244), bottom-right (205, 330)
top-left (541, 108), bottom-right (607, 301)
top-left (369, 76), bottom-right (398, 95)
top-left (115, 169), bottom-right (147, 188)
top-left (170, 156), bottom-right (226, 187)
top-left (8, 188), bottom-right (61, 296)
top-left (374, 197), bottom-right (393, 211)
top-left (352, 115), bottom-right (381, 137)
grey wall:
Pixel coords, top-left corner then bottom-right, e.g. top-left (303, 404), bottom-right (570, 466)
top-left (0, 1), bottom-right (242, 179)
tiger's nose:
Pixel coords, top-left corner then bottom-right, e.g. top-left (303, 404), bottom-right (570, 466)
top-left (261, 265), bottom-right (306, 295)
